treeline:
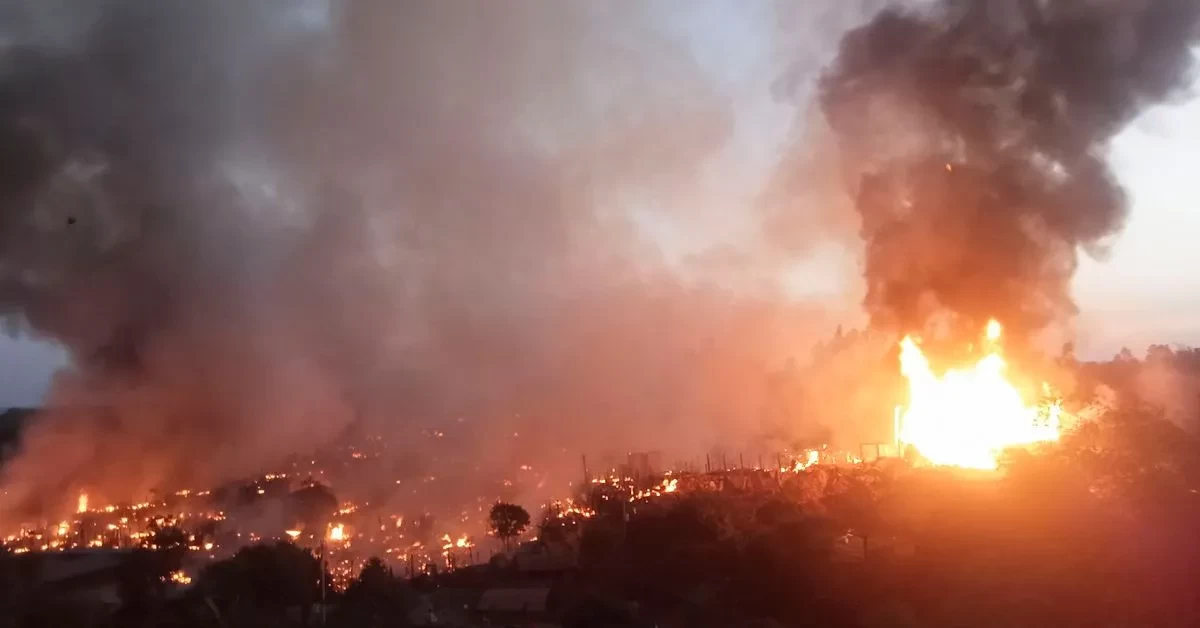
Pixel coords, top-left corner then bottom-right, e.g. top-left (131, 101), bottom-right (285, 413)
top-left (1070, 343), bottom-right (1200, 431)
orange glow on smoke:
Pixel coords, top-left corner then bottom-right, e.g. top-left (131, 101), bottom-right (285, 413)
top-left (897, 319), bottom-right (1060, 469)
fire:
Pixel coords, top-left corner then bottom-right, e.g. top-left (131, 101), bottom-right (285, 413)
top-left (629, 477), bottom-right (680, 502)
top-left (441, 533), bottom-right (473, 551)
top-left (76, 493), bottom-right (88, 514)
top-left (985, 319), bottom-right (1001, 342)
top-left (328, 523), bottom-right (345, 542)
top-left (167, 570), bottom-right (192, 585)
top-left (779, 449), bottom-right (822, 474)
top-left (897, 320), bottom-right (1059, 470)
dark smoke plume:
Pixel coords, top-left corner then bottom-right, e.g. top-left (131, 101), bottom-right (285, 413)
top-left (0, 1), bottom-right (853, 520)
top-left (819, 0), bottom-right (1200, 344)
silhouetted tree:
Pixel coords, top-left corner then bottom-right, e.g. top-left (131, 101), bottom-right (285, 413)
top-left (333, 558), bottom-right (414, 627)
top-left (113, 544), bottom-right (187, 627)
top-left (287, 481), bottom-right (339, 539)
top-left (488, 502), bottom-right (530, 551)
top-left (198, 542), bottom-right (325, 625)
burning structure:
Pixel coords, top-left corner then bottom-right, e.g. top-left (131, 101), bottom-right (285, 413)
top-left (806, 0), bottom-right (1200, 469)
top-left (896, 319), bottom-right (1062, 469)
top-left (820, 0), bottom-right (1200, 342)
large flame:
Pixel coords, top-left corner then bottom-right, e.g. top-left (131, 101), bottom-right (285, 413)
top-left (897, 320), bottom-right (1059, 469)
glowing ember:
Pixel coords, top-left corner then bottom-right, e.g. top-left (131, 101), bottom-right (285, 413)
top-left (285, 529), bottom-right (301, 540)
top-left (897, 320), bottom-right (1060, 469)
top-left (167, 570), bottom-right (192, 585)
top-left (76, 493), bottom-right (88, 514)
top-left (629, 477), bottom-right (680, 502)
top-left (328, 523), bottom-right (345, 542)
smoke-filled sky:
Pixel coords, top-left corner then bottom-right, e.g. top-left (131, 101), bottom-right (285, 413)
top-left (1, 0), bottom-right (1195, 409)
top-left (0, 0), bottom-right (1197, 515)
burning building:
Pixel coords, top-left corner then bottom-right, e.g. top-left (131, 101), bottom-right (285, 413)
top-left (805, 0), bottom-right (1200, 469)
top-left (817, 0), bottom-right (1200, 334)
top-left (893, 319), bottom-right (1061, 469)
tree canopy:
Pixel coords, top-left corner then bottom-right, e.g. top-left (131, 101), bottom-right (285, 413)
top-left (488, 502), bottom-right (531, 550)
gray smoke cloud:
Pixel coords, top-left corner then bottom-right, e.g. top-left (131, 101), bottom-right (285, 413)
top-left (0, 1), bottom-right (859, 519)
top-left (814, 0), bottom-right (1200, 345)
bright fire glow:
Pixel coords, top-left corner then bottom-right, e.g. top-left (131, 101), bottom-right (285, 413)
top-left (76, 494), bottom-right (88, 514)
top-left (897, 320), bottom-right (1059, 469)
top-left (985, 319), bottom-right (1001, 342)
top-left (328, 523), bottom-right (345, 542)
top-left (167, 570), bottom-right (192, 585)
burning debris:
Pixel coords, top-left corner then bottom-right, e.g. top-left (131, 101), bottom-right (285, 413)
top-left (0, 435), bottom-right (901, 586)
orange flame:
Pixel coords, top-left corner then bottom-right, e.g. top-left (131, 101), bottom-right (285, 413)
top-left (167, 570), bottom-right (192, 585)
top-left (897, 320), bottom-right (1059, 469)
top-left (76, 493), bottom-right (88, 514)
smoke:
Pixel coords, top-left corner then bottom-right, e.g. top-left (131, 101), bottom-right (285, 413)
top-left (815, 0), bottom-right (1200, 344)
top-left (0, 1), bottom-right (859, 520)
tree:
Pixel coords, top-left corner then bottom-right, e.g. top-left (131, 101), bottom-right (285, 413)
top-left (198, 542), bottom-right (325, 625)
top-left (287, 481), bottom-right (339, 538)
top-left (488, 502), bottom-right (531, 551)
top-left (113, 547), bottom-right (181, 625)
top-left (333, 558), bottom-right (414, 627)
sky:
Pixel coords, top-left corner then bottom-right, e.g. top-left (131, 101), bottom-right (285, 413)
top-left (0, 3), bottom-right (1197, 408)
top-left (1075, 94), bottom-right (1200, 356)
